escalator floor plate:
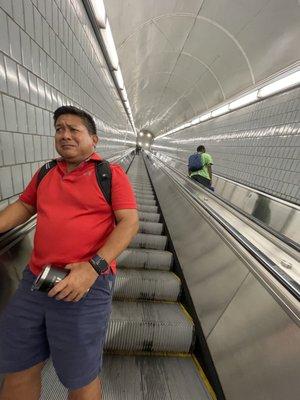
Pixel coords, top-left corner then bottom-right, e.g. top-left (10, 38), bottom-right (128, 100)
top-left (41, 355), bottom-right (213, 399)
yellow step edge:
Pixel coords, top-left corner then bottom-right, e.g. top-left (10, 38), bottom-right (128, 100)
top-left (192, 354), bottom-right (217, 400)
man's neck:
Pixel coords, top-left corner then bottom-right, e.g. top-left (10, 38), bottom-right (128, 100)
top-left (65, 152), bottom-right (95, 172)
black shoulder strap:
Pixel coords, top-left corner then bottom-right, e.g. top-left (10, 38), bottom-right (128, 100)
top-left (94, 160), bottom-right (112, 205)
top-left (36, 160), bottom-right (57, 188)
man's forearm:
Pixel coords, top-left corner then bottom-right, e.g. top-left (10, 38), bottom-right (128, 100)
top-left (96, 217), bottom-right (139, 264)
top-left (0, 201), bottom-right (35, 233)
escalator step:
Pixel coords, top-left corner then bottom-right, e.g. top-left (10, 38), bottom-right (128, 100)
top-left (138, 211), bottom-right (160, 222)
top-left (114, 269), bottom-right (181, 301)
top-left (129, 233), bottom-right (167, 250)
top-left (105, 302), bottom-right (194, 353)
top-left (41, 355), bottom-right (213, 400)
top-left (137, 198), bottom-right (157, 206)
top-left (138, 204), bottom-right (158, 213)
top-left (138, 221), bottom-right (163, 235)
top-left (117, 248), bottom-right (173, 270)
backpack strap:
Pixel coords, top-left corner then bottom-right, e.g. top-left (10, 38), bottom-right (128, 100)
top-left (36, 160), bottom-right (58, 188)
top-left (94, 160), bottom-right (112, 206)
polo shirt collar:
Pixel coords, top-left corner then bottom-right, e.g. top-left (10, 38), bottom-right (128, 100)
top-left (57, 152), bottom-right (102, 173)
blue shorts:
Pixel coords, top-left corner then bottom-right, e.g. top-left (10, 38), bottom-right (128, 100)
top-left (0, 267), bottom-right (115, 390)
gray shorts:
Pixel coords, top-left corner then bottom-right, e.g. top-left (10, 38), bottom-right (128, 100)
top-left (0, 267), bottom-right (115, 390)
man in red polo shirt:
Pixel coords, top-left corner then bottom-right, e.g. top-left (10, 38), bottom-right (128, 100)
top-left (0, 106), bottom-right (139, 400)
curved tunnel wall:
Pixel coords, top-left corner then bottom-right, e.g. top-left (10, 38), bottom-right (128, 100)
top-left (0, 0), bottom-right (135, 210)
top-left (153, 87), bottom-right (300, 205)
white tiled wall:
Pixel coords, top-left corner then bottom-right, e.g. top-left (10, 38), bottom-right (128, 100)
top-left (0, 0), bottom-right (133, 209)
top-left (154, 87), bottom-right (300, 205)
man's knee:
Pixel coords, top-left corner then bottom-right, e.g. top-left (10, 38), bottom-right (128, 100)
top-left (68, 377), bottom-right (101, 400)
top-left (3, 362), bottom-right (43, 385)
top-left (0, 362), bottom-right (44, 400)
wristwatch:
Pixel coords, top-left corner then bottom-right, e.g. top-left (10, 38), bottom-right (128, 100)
top-left (88, 254), bottom-right (109, 275)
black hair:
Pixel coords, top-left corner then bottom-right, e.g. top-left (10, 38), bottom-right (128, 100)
top-left (53, 106), bottom-right (97, 135)
top-left (197, 145), bottom-right (206, 152)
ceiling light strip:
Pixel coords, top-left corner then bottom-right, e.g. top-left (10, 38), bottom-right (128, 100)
top-left (85, 0), bottom-right (136, 135)
top-left (155, 68), bottom-right (300, 141)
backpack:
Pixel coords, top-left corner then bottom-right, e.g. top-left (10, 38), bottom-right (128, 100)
top-left (188, 153), bottom-right (203, 172)
top-left (36, 159), bottom-right (112, 205)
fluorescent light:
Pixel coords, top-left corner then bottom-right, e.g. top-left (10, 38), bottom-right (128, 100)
top-left (140, 132), bottom-right (144, 136)
top-left (229, 91), bottom-right (258, 110)
top-left (90, 0), bottom-right (106, 28)
top-left (100, 20), bottom-right (119, 70)
top-left (258, 71), bottom-right (300, 97)
top-left (138, 142), bottom-right (142, 146)
top-left (211, 104), bottom-right (229, 117)
top-left (145, 143), bottom-right (149, 147)
top-left (114, 68), bottom-right (124, 90)
top-left (199, 112), bottom-right (211, 121)
top-left (121, 89), bottom-right (128, 102)
top-left (147, 133), bottom-right (151, 137)
top-left (191, 117), bottom-right (201, 124)
top-left (180, 122), bottom-right (191, 130)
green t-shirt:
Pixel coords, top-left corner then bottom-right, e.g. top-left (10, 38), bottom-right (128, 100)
top-left (190, 152), bottom-right (213, 180)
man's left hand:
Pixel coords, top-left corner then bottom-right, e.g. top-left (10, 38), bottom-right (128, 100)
top-left (48, 262), bottom-right (98, 302)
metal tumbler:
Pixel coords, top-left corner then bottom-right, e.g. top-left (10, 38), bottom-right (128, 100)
top-left (31, 265), bottom-right (69, 292)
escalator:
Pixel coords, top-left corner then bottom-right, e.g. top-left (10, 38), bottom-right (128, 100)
top-left (41, 154), bottom-right (215, 399)
top-left (1, 151), bottom-right (298, 399)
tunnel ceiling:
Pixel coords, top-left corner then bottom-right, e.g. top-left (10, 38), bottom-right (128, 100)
top-left (104, 0), bottom-right (300, 137)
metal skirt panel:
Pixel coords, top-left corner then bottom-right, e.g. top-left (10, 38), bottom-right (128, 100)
top-left (129, 233), bottom-right (167, 250)
top-left (105, 302), bottom-right (194, 353)
top-left (138, 211), bottom-right (160, 222)
top-left (117, 248), bottom-right (173, 270)
top-left (113, 269), bottom-right (181, 301)
top-left (138, 221), bottom-right (163, 235)
top-left (41, 355), bottom-right (213, 400)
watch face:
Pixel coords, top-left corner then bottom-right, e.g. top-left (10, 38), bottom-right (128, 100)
top-left (92, 255), bottom-right (108, 271)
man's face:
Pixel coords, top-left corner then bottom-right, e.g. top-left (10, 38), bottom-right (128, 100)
top-left (55, 114), bottom-right (98, 163)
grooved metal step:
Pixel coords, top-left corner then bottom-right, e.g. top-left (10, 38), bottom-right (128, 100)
top-left (138, 211), bottom-right (160, 222)
top-left (138, 221), bottom-right (163, 235)
top-left (117, 248), bottom-right (173, 270)
top-left (138, 204), bottom-right (158, 213)
top-left (129, 233), bottom-right (167, 250)
top-left (41, 355), bottom-right (213, 400)
top-left (131, 183), bottom-right (152, 188)
top-left (135, 193), bottom-right (155, 200)
top-left (137, 198), bottom-right (157, 206)
top-left (113, 269), bottom-right (181, 301)
top-left (134, 188), bottom-right (155, 195)
top-left (105, 302), bottom-right (194, 353)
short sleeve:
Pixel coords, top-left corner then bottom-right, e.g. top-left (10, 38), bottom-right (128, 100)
top-left (110, 164), bottom-right (137, 211)
top-left (19, 170), bottom-right (39, 209)
top-left (203, 153), bottom-right (213, 165)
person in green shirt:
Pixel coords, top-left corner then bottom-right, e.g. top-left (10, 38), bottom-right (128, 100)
top-left (189, 145), bottom-right (213, 189)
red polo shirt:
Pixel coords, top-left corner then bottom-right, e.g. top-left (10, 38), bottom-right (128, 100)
top-left (19, 153), bottom-right (136, 276)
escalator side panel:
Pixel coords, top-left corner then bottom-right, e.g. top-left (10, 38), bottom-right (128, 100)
top-left (144, 156), bottom-right (300, 400)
